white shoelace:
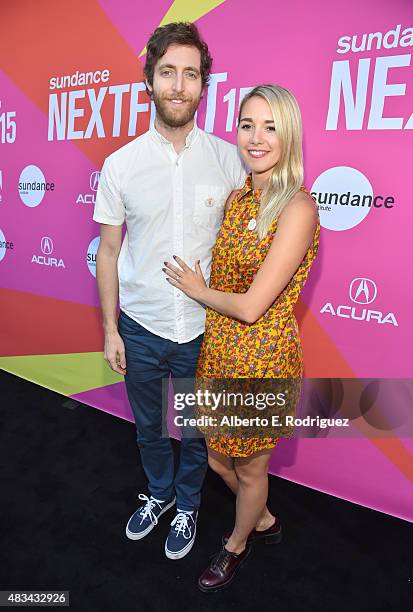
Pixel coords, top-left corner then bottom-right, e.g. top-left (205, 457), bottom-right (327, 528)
top-left (137, 493), bottom-right (164, 526)
top-left (170, 511), bottom-right (194, 539)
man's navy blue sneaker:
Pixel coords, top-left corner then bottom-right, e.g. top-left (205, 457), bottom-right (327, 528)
top-left (126, 493), bottom-right (176, 540)
top-left (165, 509), bottom-right (198, 559)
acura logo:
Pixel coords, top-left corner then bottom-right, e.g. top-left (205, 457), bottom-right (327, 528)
top-left (349, 278), bottom-right (377, 305)
top-left (41, 236), bottom-right (54, 255)
top-left (89, 171), bottom-right (100, 192)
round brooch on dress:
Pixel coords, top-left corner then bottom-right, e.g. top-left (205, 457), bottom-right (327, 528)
top-left (204, 197), bottom-right (215, 207)
top-left (248, 218), bottom-right (257, 230)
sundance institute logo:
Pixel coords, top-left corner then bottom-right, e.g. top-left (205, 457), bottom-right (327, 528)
top-left (87, 236), bottom-right (100, 277)
top-left (19, 165), bottom-right (55, 208)
top-left (311, 167), bottom-right (394, 231)
top-left (0, 227), bottom-right (14, 262)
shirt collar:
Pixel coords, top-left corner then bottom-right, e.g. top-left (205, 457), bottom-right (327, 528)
top-left (149, 121), bottom-right (199, 149)
top-left (238, 174), bottom-right (262, 200)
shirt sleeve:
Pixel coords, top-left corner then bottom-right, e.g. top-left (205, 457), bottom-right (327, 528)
top-left (92, 155), bottom-right (125, 225)
top-left (226, 145), bottom-right (248, 191)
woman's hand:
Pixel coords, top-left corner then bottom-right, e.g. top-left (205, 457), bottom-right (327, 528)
top-left (163, 255), bottom-right (207, 302)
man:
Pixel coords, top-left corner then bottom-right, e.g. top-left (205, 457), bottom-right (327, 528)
top-left (93, 22), bottom-right (245, 560)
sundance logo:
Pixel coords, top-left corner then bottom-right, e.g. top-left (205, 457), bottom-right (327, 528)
top-left (312, 190), bottom-right (394, 210)
top-left (311, 167), bottom-right (394, 232)
top-left (320, 278), bottom-right (398, 326)
top-left (0, 227), bottom-right (14, 262)
top-left (31, 236), bottom-right (65, 269)
top-left (87, 236), bottom-right (100, 277)
top-left (76, 170), bottom-right (100, 204)
top-left (19, 165), bottom-right (55, 208)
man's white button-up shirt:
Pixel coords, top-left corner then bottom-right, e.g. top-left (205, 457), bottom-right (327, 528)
top-left (93, 124), bottom-right (246, 343)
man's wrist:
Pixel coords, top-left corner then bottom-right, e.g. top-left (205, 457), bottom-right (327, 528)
top-left (103, 320), bottom-right (119, 334)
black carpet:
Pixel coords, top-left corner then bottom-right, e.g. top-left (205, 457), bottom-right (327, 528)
top-left (0, 370), bottom-right (412, 612)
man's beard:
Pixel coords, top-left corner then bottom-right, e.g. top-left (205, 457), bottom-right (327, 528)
top-left (152, 90), bottom-right (201, 128)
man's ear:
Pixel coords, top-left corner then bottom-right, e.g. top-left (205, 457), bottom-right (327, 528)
top-left (145, 80), bottom-right (153, 96)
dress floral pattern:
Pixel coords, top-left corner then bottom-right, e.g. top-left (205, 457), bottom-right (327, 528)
top-left (195, 175), bottom-right (320, 457)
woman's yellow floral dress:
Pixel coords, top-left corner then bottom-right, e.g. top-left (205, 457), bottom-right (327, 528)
top-left (195, 175), bottom-right (320, 457)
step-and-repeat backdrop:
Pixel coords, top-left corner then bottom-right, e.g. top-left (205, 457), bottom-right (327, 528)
top-left (1, 0), bottom-right (412, 521)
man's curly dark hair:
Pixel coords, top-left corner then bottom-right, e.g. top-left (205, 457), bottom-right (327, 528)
top-left (144, 22), bottom-right (213, 93)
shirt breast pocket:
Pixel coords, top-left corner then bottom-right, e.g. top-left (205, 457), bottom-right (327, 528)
top-left (193, 185), bottom-right (227, 231)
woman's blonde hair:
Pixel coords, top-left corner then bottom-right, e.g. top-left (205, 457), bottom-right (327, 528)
top-left (238, 84), bottom-right (303, 239)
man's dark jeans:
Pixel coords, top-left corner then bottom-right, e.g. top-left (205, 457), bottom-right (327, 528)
top-left (118, 310), bottom-right (207, 511)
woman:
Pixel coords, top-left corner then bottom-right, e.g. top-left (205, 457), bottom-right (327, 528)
top-left (163, 84), bottom-right (320, 591)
